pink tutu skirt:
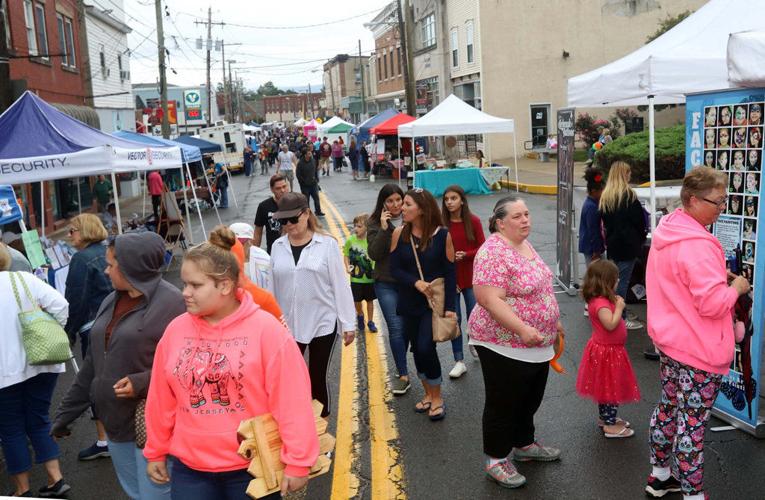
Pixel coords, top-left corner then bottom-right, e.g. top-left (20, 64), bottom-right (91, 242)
top-left (575, 339), bottom-right (641, 404)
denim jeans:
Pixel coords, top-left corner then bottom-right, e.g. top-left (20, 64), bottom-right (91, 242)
top-left (170, 459), bottom-right (280, 500)
top-left (0, 373), bottom-right (60, 474)
top-left (108, 440), bottom-right (171, 500)
top-left (614, 259), bottom-right (636, 319)
top-left (219, 186), bottom-right (229, 208)
top-left (374, 281), bottom-right (409, 377)
top-left (301, 185), bottom-right (322, 214)
top-left (403, 312), bottom-right (442, 385)
top-left (451, 287), bottom-right (477, 361)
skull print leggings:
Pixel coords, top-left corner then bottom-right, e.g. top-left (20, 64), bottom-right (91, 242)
top-left (649, 353), bottom-right (722, 496)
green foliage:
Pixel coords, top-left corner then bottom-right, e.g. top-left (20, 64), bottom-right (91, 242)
top-left (595, 125), bottom-right (686, 183)
top-left (646, 10), bottom-right (693, 43)
top-left (575, 112), bottom-right (620, 147)
top-left (257, 81), bottom-right (286, 96)
top-left (573, 149), bottom-right (589, 162)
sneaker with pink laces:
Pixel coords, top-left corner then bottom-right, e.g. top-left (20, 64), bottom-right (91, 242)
top-left (485, 459), bottom-right (526, 489)
top-left (512, 441), bottom-right (561, 462)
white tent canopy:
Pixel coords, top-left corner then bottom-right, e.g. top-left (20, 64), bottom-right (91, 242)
top-left (293, 118), bottom-right (307, 127)
top-left (317, 116), bottom-right (355, 134)
top-left (568, 0), bottom-right (765, 107)
top-left (398, 94), bottom-right (515, 137)
top-left (728, 30), bottom-right (765, 88)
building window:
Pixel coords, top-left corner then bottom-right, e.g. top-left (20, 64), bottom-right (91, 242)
top-left (376, 55), bottom-right (381, 82)
top-left (56, 14), bottom-right (76, 68)
top-left (33, 2), bottom-right (48, 60)
top-left (389, 48), bottom-right (394, 78)
top-left (383, 52), bottom-right (388, 80)
top-left (466, 21), bottom-right (474, 63)
top-left (23, 0), bottom-right (37, 55)
top-left (450, 29), bottom-right (458, 68)
top-left (421, 13), bottom-right (435, 49)
top-left (0, 1), bottom-right (10, 51)
top-left (397, 46), bottom-right (402, 76)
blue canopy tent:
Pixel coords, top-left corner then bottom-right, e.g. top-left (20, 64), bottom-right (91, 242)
top-left (0, 91), bottom-right (182, 235)
top-left (173, 135), bottom-right (222, 154)
top-left (356, 108), bottom-right (399, 144)
top-left (112, 130), bottom-right (211, 238)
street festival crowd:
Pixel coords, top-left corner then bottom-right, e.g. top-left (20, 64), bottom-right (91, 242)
top-left (0, 125), bottom-right (752, 500)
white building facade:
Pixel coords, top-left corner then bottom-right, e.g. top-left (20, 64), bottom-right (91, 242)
top-left (84, 1), bottom-right (134, 132)
top-left (446, 0), bottom-right (481, 109)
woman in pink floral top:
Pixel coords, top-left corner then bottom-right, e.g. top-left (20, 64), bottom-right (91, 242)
top-left (467, 196), bottom-right (564, 489)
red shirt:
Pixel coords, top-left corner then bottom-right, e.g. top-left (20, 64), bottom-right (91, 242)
top-left (447, 214), bottom-right (486, 290)
top-left (148, 171), bottom-right (164, 196)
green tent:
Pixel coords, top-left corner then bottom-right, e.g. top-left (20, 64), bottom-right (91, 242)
top-left (326, 122), bottom-right (354, 133)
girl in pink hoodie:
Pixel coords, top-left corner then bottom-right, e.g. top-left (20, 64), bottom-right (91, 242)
top-left (645, 167), bottom-right (750, 500)
top-left (143, 242), bottom-right (318, 499)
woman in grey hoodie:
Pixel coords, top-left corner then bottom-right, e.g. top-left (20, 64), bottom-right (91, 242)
top-left (52, 232), bottom-right (185, 500)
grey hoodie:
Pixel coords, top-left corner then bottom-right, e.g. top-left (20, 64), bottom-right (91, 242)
top-left (53, 232), bottom-right (185, 442)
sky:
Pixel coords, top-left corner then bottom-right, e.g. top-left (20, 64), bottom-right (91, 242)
top-left (107, 0), bottom-right (390, 92)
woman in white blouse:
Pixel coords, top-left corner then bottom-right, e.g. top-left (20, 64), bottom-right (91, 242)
top-left (271, 193), bottom-right (356, 418)
top-left (0, 244), bottom-right (71, 498)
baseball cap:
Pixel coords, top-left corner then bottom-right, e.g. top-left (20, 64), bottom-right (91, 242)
top-left (229, 222), bottom-right (254, 240)
top-left (272, 192), bottom-right (309, 219)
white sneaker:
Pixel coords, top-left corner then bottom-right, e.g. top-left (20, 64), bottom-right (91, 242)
top-left (583, 306), bottom-right (589, 317)
top-left (625, 319), bottom-right (644, 330)
top-left (449, 361), bottom-right (467, 378)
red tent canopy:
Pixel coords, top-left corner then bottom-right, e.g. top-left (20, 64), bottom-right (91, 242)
top-left (370, 113), bottom-right (416, 136)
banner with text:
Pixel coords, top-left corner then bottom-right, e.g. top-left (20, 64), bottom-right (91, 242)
top-left (0, 147), bottom-right (112, 185)
top-left (556, 108), bottom-right (576, 288)
top-left (686, 89), bottom-right (765, 429)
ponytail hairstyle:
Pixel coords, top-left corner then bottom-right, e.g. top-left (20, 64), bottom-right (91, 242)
top-left (583, 166), bottom-right (605, 195)
top-left (441, 185), bottom-right (476, 242)
top-left (581, 259), bottom-right (619, 304)
top-left (184, 225), bottom-right (240, 285)
top-left (488, 196), bottom-right (523, 234)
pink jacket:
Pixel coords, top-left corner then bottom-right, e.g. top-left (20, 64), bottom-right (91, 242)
top-left (148, 171), bottom-right (164, 196)
top-left (143, 290), bottom-right (318, 476)
top-left (646, 208), bottom-right (739, 374)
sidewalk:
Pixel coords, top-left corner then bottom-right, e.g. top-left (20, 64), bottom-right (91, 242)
top-left (494, 155), bottom-right (589, 194)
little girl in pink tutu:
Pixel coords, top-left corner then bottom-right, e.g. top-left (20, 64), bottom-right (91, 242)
top-left (576, 259), bottom-right (641, 438)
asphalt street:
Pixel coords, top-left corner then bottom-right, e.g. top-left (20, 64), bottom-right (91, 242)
top-left (4, 167), bottom-right (765, 500)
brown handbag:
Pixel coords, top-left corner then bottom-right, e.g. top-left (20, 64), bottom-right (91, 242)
top-left (135, 399), bottom-right (147, 449)
top-left (410, 238), bottom-right (460, 342)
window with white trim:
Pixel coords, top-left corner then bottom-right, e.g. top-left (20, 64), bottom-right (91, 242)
top-left (0, 1), bottom-right (10, 51)
top-left (33, 2), bottom-right (48, 60)
top-left (421, 13), bottom-right (435, 49)
top-left (64, 17), bottom-right (75, 67)
top-left (466, 21), bottom-right (474, 63)
top-left (99, 43), bottom-right (107, 78)
top-left (450, 29), bottom-right (458, 68)
top-left (23, 0), bottom-right (37, 55)
top-left (56, 14), bottom-right (76, 68)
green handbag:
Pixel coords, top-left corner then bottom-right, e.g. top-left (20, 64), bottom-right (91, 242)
top-left (10, 272), bottom-right (73, 366)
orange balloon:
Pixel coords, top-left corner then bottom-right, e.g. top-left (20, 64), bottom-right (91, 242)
top-left (550, 333), bottom-right (566, 374)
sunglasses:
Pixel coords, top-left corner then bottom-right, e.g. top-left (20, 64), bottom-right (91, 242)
top-left (277, 210), bottom-right (305, 225)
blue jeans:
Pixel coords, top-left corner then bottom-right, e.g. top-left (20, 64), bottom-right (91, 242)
top-left (0, 373), bottom-right (60, 474)
top-left (374, 282), bottom-right (409, 377)
top-left (403, 312), bottom-right (442, 385)
top-left (614, 259), bottom-right (636, 319)
top-left (301, 185), bottom-right (322, 214)
top-left (109, 440), bottom-right (171, 500)
top-left (219, 186), bottom-right (229, 208)
top-left (451, 287), bottom-right (477, 361)
top-left (170, 459), bottom-right (280, 500)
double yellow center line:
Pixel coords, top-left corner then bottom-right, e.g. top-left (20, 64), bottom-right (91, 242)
top-left (320, 192), bottom-right (407, 500)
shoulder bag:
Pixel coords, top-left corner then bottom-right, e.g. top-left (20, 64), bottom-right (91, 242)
top-left (410, 238), bottom-right (460, 342)
top-left (135, 399), bottom-right (147, 448)
top-left (10, 272), bottom-right (73, 366)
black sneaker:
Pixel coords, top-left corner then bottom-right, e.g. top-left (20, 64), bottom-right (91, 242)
top-left (643, 348), bottom-right (660, 361)
top-left (38, 479), bottom-right (71, 498)
top-left (7, 490), bottom-right (33, 497)
top-left (77, 442), bottom-right (110, 461)
top-left (645, 474), bottom-right (681, 497)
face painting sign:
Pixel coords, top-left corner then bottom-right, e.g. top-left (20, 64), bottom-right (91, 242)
top-left (687, 89), bottom-right (765, 433)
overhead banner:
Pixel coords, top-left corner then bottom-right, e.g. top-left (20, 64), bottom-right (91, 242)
top-left (0, 147), bottom-right (113, 185)
top-left (112, 146), bottom-right (183, 172)
top-left (0, 185), bottom-right (22, 225)
top-left (686, 88), bottom-right (765, 434)
top-left (556, 108), bottom-right (576, 290)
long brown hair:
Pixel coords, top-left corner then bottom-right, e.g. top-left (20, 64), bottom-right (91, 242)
top-left (441, 185), bottom-right (476, 243)
top-left (581, 259), bottom-right (618, 304)
top-left (401, 189), bottom-right (443, 251)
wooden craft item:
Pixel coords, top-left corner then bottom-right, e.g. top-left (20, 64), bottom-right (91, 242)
top-left (237, 400), bottom-right (335, 499)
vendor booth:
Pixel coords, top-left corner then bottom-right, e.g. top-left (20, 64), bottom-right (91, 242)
top-left (173, 135), bottom-right (222, 154)
top-left (356, 108), bottom-right (399, 145)
top-left (398, 94), bottom-right (517, 197)
top-left (368, 114), bottom-right (416, 180)
top-left (318, 117), bottom-right (355, 144)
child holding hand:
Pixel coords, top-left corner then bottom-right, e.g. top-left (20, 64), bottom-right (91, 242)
top-left (344, 214), bottom-right (378, 333)
top-left (576, 259), bottom-right (641, 438)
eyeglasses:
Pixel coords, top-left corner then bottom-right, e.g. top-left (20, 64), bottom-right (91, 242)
top-left (68, 227), bottom-right (80, 235)
top-left (701, 196), bottom-right (727, 209)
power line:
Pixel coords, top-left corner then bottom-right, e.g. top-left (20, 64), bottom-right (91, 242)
top-left (175, 7), bottom-right (381, 30)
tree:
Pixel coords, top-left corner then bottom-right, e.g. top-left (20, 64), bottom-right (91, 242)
top-left (256, 81), bottom-right (283, 96)
top-left (645, 10), bottom-right (692, 44)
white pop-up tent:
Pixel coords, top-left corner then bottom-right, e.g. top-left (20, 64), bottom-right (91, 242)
top-left (567, 0), bottom-right (765, 231)
top-left (728, 30), bottom-right (765, 88)
top-left (398, 94), bottom-right (519, 187)
top-left (318, 116), bottom-right (355, 134)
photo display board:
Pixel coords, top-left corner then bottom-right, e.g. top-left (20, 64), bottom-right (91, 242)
top-left (687, 89), bottom-right (765, 430)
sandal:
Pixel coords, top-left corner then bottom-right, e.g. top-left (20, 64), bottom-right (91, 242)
top-left (414, 400), bottom-right (432, 413)
top-left (598, 418), bottom-right (631, 428)
top-left (429, 405), bottom-right (446, 421)
top-left (604, 426), bottom-right (635, 439)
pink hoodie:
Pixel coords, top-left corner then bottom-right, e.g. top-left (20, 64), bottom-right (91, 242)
top-left (646, 208), bottom-right (739, 374)
top-left (143, 290), bottom-right (318, 476)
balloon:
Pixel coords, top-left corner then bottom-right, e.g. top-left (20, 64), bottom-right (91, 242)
top-left (594, 141), bottom-right (603, 150)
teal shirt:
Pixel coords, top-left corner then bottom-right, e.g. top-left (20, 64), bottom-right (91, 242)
top-left (343, 234), bottom-right (375, 284)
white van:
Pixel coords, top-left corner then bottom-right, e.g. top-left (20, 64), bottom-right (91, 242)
top-left (199, 123), bottom-right (246, 172)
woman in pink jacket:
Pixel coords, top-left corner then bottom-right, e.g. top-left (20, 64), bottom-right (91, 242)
top-left (644, 167), bottom-right (750, 499)
top-left (143, 242), bottom-right (318, 499)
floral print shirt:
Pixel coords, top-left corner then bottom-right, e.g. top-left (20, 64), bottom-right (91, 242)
top-left (468, 233), bottom-right (560, 348)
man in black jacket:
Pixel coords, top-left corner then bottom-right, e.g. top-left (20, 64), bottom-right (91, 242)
top-left (296, 148), bottom-right (324, 216)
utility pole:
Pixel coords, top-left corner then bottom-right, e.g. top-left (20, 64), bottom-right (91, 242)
top-left (155, 0), bottom-right (170, 138)
top-left (227, 60), bottom-right (235, 122)
top-left (358, 39), bottom-right (366, 117)
top-left (197, 8), bottom-right (212, 126)
top-left (0, 2), bottom-right (12, 113)
top-left (397, 0), bottom-right (415, 116)
top-left (308, 82), bottom-right (314, 118)
top-left (221, 41), bottom-right (228, 122)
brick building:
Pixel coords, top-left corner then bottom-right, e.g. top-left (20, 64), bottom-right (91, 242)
top-left (322, 54), bottom-right (368, 121)
top-left (367, 1), bottom-right (405, 114)
top-left (263, 93), bottom-right (323, 123)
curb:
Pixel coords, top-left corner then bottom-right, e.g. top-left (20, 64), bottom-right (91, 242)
top-left (498, 180), bottom-right (557, 195)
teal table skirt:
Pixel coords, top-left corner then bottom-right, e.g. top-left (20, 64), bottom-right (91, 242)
top-left (413, 168), bottom-right (492, 197)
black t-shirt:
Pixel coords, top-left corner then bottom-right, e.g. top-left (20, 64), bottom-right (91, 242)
top-left (254, 197), bottom-right (282, 254)
top-left (291, 239), bottom-right (312, 265)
